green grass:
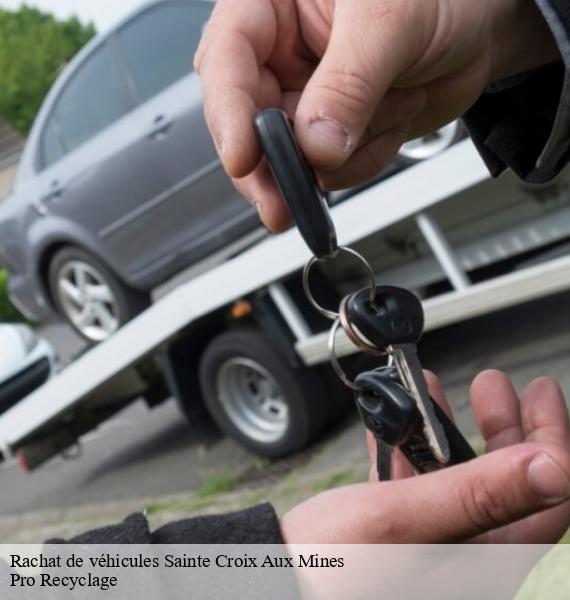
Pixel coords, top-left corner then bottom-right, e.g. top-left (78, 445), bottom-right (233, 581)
top-left (145, 496), bottom-right (212, 516)
top-left (251, 458), bottom-right (270, 472)
top-left (0, 269), bottom-right (29, 323)
top-left (144, 467), bottom-right (367, 518)
top-left (145, 475), bottom-right (238, 516)
top-left (311, 469), bottom-right (363, 493)
top-left (194, 475), bottom-right (238, 498)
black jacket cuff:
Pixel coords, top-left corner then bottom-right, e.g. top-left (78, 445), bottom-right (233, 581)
top-left (46, 504), bottom-right (284, 544)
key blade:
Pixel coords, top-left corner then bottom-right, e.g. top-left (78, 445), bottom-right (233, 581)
top-left (377, 439), bottom-right (393, 481)
top-left (392, 344), bottom-right (450, 464)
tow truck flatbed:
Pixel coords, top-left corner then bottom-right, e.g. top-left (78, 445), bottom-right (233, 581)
top-left (3, 139), bottom-right (570, 467)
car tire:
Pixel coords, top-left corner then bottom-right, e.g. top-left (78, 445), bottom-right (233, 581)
top-left (396, 120), bottom-right (467, 166)
top-left (199, 327), bottom-right (329, 458)
top-left (48, 246), bottom-right (149, 343)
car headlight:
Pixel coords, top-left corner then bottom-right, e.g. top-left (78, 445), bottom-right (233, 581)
top-left (14, 324), bottom-right (39, 353)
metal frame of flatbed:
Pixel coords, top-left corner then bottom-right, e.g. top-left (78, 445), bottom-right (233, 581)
top-left (2, 139), bottom-right (570, 460)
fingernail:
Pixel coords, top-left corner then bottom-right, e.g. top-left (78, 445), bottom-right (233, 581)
top-left (308, 117), bottom-right (352, 152)
top-left (527, 453), bottom-right (570, 502)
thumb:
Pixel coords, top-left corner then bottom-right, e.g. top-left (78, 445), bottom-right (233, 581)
top-left (374, 444), bottom-right (570, 542)
top-left (295, 1), bottom-right (413, 170)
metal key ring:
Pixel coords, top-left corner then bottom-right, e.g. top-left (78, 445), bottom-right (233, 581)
top-left (303, 246), bottom-right (376, 320)
top-left (339, 294), bottom-right (386, 357)
top-left (328, 317), bottom-right (361, 391)
top-left (328, 318), bottom-right (393, 390)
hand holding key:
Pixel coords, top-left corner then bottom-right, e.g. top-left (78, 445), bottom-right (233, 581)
top-left (195, 0), bottom-right (558, 231)
top-left (281, 370), bottom-right (570, 543)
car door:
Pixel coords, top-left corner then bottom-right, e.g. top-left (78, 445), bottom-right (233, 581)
top-left (34, 40), bottom-right (167, 282)
top-left (113, 0), bottom-right (256, 279)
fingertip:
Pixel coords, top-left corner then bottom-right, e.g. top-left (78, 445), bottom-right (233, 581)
top-left (527, 450), bottom-right (570, 504)
top-left (257, 199), bottom-right (293, 233)
top-left (520, 376), bottom-right (569, 442)
top-left (294, 115), bottom-right (354, 172)
top-left (423, 370), bottom-right (443, 400)
top-left (423, 369), bottom-right (440, 389)
top-left (523, 376), bottom-right (563, 400)
top-left (470, 369), bottom-right (509, 394)
top-left (217, 119), bottom-right (262, 179)
top-left (234, 159), bottom-right (292, 233)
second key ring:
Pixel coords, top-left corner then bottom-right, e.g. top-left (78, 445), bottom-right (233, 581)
top-left (328, 317), bottom-right (393, 391)
top-left (303, 246), bottom-right (376, 320)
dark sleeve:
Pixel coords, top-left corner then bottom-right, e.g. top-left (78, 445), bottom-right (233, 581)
top-left (46, 503), bottom-right (284, 544)
top-left (463, 0), bottom-right (570, 183)
top-left (151, 503), bottom-right (284, 544)
top-left (40, 505), bottom-right (298, 600)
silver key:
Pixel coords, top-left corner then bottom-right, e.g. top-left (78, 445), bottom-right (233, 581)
top-left (391, 343), bottom-right (450, 464)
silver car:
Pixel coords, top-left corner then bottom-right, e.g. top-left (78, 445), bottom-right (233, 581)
top-left (0, 0), bottom-right (464, 344)
top-left (0, 0), bottom-right (260, 342)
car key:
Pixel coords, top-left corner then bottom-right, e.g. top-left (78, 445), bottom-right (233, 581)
top-left (255, 106), bottom-right (476, 478)
top-left (345, 286), bottom-right (477, 467)
top-left (353, 367), bottom-right (420, 480)
top-left (254, 108), bottom-right (338, 259)
top-left (356, 367), bottom-right (476, 476)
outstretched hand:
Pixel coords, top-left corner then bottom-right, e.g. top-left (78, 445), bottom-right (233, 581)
top-left (280, 370), bottom-right (570, 543)
top-left (195, 0), bottom-right (558, 231)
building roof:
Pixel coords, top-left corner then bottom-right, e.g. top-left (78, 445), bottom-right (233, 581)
top-left (0, 118), bottom-right (24, 168)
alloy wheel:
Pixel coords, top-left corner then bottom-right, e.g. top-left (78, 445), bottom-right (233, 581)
top-left (56, 260), bottom-right (119, 341)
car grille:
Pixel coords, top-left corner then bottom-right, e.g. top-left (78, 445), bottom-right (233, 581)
top-left (0, 357), bottom-right (51, 414)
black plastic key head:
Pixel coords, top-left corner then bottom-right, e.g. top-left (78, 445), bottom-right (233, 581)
top-left (347, 285), bottom-right (424, 348)
top-left (254, 108), bottom-right (338, 259)
top-left (354, 368), bottom-right (419, 447)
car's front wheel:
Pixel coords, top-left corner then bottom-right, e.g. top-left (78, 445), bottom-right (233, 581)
top-left (48, 246), bottom-right (149, 343)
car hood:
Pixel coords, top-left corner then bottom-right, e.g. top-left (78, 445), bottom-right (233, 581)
top-left (0, 324), bottom-right (28, 380)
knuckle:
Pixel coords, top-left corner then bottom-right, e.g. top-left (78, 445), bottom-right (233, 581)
top-left (401, 88), bottom-right (428, 116)
top-left (365, 0), bottom-right (407, 27)
top-left (459, 475), bottom-right (514, 534)
top-left (362, 143), bottom-right (389, 174)
top-left (316, 68), bottom-right (378, 115)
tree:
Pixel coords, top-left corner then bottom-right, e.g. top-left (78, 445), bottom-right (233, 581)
top-left (0, 6), bottom-right (95, 134)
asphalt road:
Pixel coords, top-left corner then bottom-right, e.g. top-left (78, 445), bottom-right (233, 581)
top-left (1, 290), bottom-right (569, 518)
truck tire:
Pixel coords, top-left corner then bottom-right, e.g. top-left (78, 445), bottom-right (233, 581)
top-left (48, 246), bottom-right (149, 343)
top-left (199, 327), bottom-right (329, 458)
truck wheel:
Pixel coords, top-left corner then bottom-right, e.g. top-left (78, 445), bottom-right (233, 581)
top-left (48, 246), bottom-right (149, 343)
top-left (199, 328), bottom-right (329, 458)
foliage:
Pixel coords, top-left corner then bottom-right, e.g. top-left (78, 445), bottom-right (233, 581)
top-left (0, 269), bottom-right (27, 322)
top-left (0, 6), bottom-right (96, 134)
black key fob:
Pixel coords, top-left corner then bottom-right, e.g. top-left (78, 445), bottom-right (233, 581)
top-left (254, 108), bottom-right (338, 259)
top-left (346, 286), bottom-right (425, 347)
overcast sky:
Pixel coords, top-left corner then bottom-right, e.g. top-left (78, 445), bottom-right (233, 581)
top-left (0, 0), bottom-right (149, 31)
